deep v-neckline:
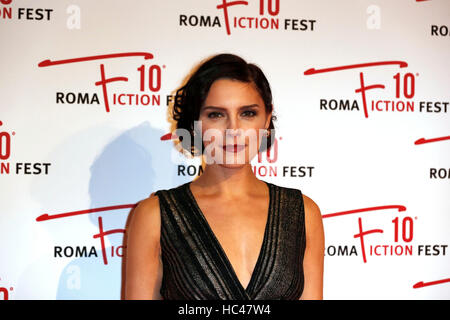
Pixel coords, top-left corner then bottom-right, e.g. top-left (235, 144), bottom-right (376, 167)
top-left (185, 180), bottom-right (273, 295)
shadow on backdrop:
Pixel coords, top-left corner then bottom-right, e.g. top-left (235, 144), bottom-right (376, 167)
top-left (55, 121), bottom-right (179, 299)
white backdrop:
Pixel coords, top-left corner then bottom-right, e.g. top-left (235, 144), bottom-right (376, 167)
top-left (0, 0), bottom-right (449, 300)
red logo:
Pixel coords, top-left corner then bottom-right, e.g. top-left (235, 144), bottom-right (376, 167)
top-left (304, 60), bottom-right (417, 118)
top-left (324, 205), bottom-right (449, 289)
top-left (179, 0), bottom-right (316, 35)
top-left (0, 1), bottom-right (53, 21)
top-left (0, 121), bottom-right (51, 175)
top-left (36, 204), bottom-right (135, 265)
top-left (0, 278), bottom-right (13, 300)
top-left (0, 120), bottom-right (12, 161)
top-left (38, 52), bottom-right (165, 113)
top-left (305, 59), bottom-right (449, 121)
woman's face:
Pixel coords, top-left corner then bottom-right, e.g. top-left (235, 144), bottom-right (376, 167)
top-left (197, 78), bottom-right (272, 167)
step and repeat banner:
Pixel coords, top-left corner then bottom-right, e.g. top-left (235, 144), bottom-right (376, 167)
top-left (1, 0), bottom-right (449, 300)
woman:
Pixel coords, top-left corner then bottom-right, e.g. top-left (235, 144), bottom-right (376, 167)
top-left (124, 53), bottom-right (324, 300)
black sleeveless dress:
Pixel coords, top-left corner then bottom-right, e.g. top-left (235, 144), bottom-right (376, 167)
top-left (154, 180), bottom-right (306, 300)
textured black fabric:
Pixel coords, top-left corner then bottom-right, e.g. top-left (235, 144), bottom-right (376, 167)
top-left (154, 180), bottom-right (306, 300)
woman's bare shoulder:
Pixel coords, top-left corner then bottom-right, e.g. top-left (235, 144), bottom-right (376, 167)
top-left (299, 193), bottom-right (325, 299)
top-left (127, 192), bottom-right (161, 239)
top-left (125, 192), bottom-right (163, 300)
top-left (134, 192), bottom-right (160, 217)
top-left (138, 191), bottom-right (160, 211)
top-left (301, 194), bottom-right (321, 216)
top-left (301, 193), bottom-right (324, 232)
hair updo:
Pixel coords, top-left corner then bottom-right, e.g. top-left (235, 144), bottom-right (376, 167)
top-left (172, 53), bottom-right (277, 156)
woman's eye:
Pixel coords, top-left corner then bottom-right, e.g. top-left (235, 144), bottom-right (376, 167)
top-left (207, 112), bottom-right (223, 118)
top-left (207, 111), bottom-right (256, 118)
top-left (242, 110), bottom-right (257, 117)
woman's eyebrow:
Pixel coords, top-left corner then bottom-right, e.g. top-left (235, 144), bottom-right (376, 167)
top-left (202, 104), bottom-right (260, 111)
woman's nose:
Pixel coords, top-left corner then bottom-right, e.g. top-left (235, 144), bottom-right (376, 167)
top-left (225, 117), bottom-right (243, 140)
top-left (226, 116), bottom-right (241, 132)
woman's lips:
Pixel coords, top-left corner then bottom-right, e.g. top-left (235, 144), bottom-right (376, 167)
top-left (223, 144), bottom-right (246, 153)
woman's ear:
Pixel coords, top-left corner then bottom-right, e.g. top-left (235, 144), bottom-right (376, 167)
top-left (265, 106), bottom-right (273, 129)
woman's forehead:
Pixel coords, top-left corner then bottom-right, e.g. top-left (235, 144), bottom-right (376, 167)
top-left (203, 79), bottom-right (263, 107)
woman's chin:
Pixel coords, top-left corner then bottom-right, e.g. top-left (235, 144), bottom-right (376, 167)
top-left (218, 162), bottom-right (248, 169)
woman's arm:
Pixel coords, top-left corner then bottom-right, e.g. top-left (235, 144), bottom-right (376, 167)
top-left (124, 192), bottom-right (163, 300)
top-left (299, 194), bottom-right (325, 300)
